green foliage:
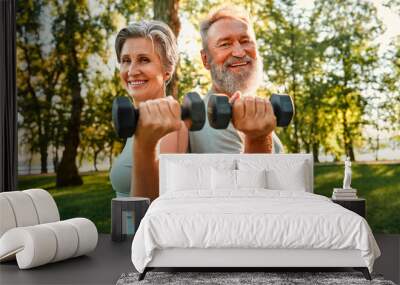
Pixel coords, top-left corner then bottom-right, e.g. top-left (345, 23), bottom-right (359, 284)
top-left (80, 70), bottom-right (125, 170)
top-left (177, 54), bottom-right (211, 100)
top-left (17, 0), bottom-right (399, 177)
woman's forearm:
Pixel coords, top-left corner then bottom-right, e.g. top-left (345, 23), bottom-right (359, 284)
top-left (132, 140), bottom-right (159, 201)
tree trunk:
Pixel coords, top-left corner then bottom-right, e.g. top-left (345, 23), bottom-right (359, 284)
top-left (28, 148), bottom-right (33, 175)
top-left (93, 150), bottom-right (99, 172)
top-left (108, 142), bottom-right (114, 170)
top-left (289, 25), bottom-right (300, 152)
top-left (39, 140), bottom-right (48, 174)
top-left (312, 142), bottom-right (319, 162)
top-left (153, 0), bottom-right (180, 99)
top-left (56, 1), bottom-right (83, 187)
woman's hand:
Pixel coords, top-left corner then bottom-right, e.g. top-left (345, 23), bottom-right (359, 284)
top-left (134, 96), bottom-right (182, 149)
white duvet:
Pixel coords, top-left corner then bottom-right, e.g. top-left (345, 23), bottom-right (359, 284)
top-left (131, 190), bottom-right (380, 273)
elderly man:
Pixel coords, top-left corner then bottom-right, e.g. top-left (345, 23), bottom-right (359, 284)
top-left (189, 6), bottom-right (283, 154)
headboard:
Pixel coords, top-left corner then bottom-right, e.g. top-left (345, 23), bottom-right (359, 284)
top-left (159, 154), bottom-right (314, 195)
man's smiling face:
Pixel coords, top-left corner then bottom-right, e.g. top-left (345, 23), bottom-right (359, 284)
top-left (201, 17), bottom-right (263, 96)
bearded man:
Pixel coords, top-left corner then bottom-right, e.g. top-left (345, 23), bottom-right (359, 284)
top-left (189, 6), bottom-right (283, 154)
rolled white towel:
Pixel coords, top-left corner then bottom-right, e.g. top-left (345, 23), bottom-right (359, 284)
top-left (23, 189), bottom-right (60, 224)
top-left (0, 218), bottom-right (98, 269)
top-left (0, 191), bottom-right (39, 227)
top-left (64, 218), bottom-right (98, 257)
top-left (0, 225), bottom-right (57, 268)
top-left (0, 195), bottom-right (17, 237)
top-left (42, 221), bottom-right (79, 263)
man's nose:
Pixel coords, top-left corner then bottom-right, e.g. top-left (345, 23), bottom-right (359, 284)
top-left (231, 42), bottom-right (246, 57)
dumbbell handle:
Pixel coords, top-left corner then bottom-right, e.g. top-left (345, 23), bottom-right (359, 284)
top-left (208, 94), bottom-right (294, 129)
top-left (112, 92), bottom-right (205, 138)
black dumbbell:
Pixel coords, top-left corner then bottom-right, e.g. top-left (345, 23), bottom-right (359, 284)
top-left (112, 92), bottom-right (205, 138)
top-left (207, 94), bottom-right (294, 129)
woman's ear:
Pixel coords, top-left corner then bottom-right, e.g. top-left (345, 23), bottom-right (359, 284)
top-left (164, 71), bottom-right (171, 82)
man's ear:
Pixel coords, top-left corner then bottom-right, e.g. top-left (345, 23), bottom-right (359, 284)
top-left (200, 49), bottom-right (210, 70)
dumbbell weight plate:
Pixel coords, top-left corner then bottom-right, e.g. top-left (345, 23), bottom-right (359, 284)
top-left (112, 97), bottom-right (138, 138)
top-left (207, 95), bottom-right (231, 129)
top-left (270, 94), bottom-right (294, 127)
top-left (182, 92), bottom-right (206, 131)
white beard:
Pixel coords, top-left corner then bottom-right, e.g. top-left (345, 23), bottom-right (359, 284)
top-left (209, 55), bottom-right (264, 96)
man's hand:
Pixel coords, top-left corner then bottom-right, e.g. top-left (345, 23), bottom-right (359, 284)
top-left (229, 91), bottom-right (276, 141)
top-left (134, 96), bottom-right (182, 149)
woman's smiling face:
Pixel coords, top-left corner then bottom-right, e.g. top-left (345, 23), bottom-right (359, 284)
top-left (119, 37), bottom-right (168, 104)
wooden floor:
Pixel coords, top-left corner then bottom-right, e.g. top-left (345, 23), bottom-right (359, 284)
top-left (0, 234), bottom-right (399, 285)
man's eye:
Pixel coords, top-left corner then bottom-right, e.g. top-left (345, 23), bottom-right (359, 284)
top-left (219, 42), bottom-right (230, 48)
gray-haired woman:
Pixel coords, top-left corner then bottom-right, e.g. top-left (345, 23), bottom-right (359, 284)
top-left (110, 21), bottom-right (188, 233)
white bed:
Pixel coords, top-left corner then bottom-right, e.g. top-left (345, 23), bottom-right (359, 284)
top-left (131, 154), bottom-right (380, 280)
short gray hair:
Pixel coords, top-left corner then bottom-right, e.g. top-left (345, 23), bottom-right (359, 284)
top-left (200, 6), bottom-right (253, 50)
top-left (115, 20), bottom-right (179, 75)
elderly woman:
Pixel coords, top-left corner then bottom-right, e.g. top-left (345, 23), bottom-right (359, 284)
top-left (110, 21), bottom-right (188, 203)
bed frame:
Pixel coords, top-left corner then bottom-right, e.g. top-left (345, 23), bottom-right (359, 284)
top-left (140, 248), bottom-right (371, 280)
top-left (138, 154), bottom-right (371, 281)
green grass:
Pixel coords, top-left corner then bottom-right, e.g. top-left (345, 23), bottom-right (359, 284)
top-left (17, 163), bottom-right (400, 234)
top-left (18, 172), bottom-right (115, 233)
top-left (314, 163), bottom-right (400, 234)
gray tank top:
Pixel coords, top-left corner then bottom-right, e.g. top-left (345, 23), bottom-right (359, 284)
top-left (109, 137), bottom-right (161, 195)
top-left (109, 137), bottom-right (134, 195)
top-left (189, 92), bottom-right (284, 154)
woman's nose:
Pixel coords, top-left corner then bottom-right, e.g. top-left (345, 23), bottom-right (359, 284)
top-left (128, 62), bottom-right (140, 76)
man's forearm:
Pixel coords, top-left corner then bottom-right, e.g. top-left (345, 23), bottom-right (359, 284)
top-left (244, 133), bottom-right (273, 153)
top-left (132, 142), bottom-right (159, 201)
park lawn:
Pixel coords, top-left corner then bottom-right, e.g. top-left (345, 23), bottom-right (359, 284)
top-left (18, 171), bottom-right (115, 233)
top-left (314, 162), bottom-right (400, 234)
top-left (17, 163), bottom-right (400, 234)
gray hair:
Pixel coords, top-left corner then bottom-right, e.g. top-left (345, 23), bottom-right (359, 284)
top-left (200, 6), bottom-right (253, 50)
top-left (115, 20), bottom-right (179, 75)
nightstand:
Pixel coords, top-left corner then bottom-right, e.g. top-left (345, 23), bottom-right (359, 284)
top-left (331, 198), bottom-right (366, 218)
top-left (111, 197), bottom-right (150, 242)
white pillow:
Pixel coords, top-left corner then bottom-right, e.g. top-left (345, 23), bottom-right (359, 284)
top-left (238, 159), bottom-right (309, 192)
top-left (167, 163), bottom-right (211, 191)
top-left (236, 169), bottom-right (267, 189)
top-left (212, 168), bottom-right (236, 190)
top-left (266, 164), bottom-right (307, 191)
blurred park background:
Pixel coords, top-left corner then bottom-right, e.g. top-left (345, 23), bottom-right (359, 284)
top-left (16, 0), bottom-right (399, 233)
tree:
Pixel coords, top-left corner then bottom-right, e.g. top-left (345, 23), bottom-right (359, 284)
top-left (52, 0), bottom-right (110, 186)
top-left (153, 0), bottom-right (181, 99)
top-left (313, 0), bottom-right (383, 161)
top-left (16, 0), bottom-right (63, 173)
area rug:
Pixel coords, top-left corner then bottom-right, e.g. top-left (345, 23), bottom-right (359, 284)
top-left (116, 271), bottom-right (396, 285)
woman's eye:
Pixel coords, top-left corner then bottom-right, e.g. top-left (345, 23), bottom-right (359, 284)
top-left (140, 57), bottom-right (150, 63)
top-left (122, 58), bottom-right (131, 64)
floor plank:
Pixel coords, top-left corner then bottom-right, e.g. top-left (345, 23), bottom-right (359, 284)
top-left (0, 234), bottom-right (398, 285)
